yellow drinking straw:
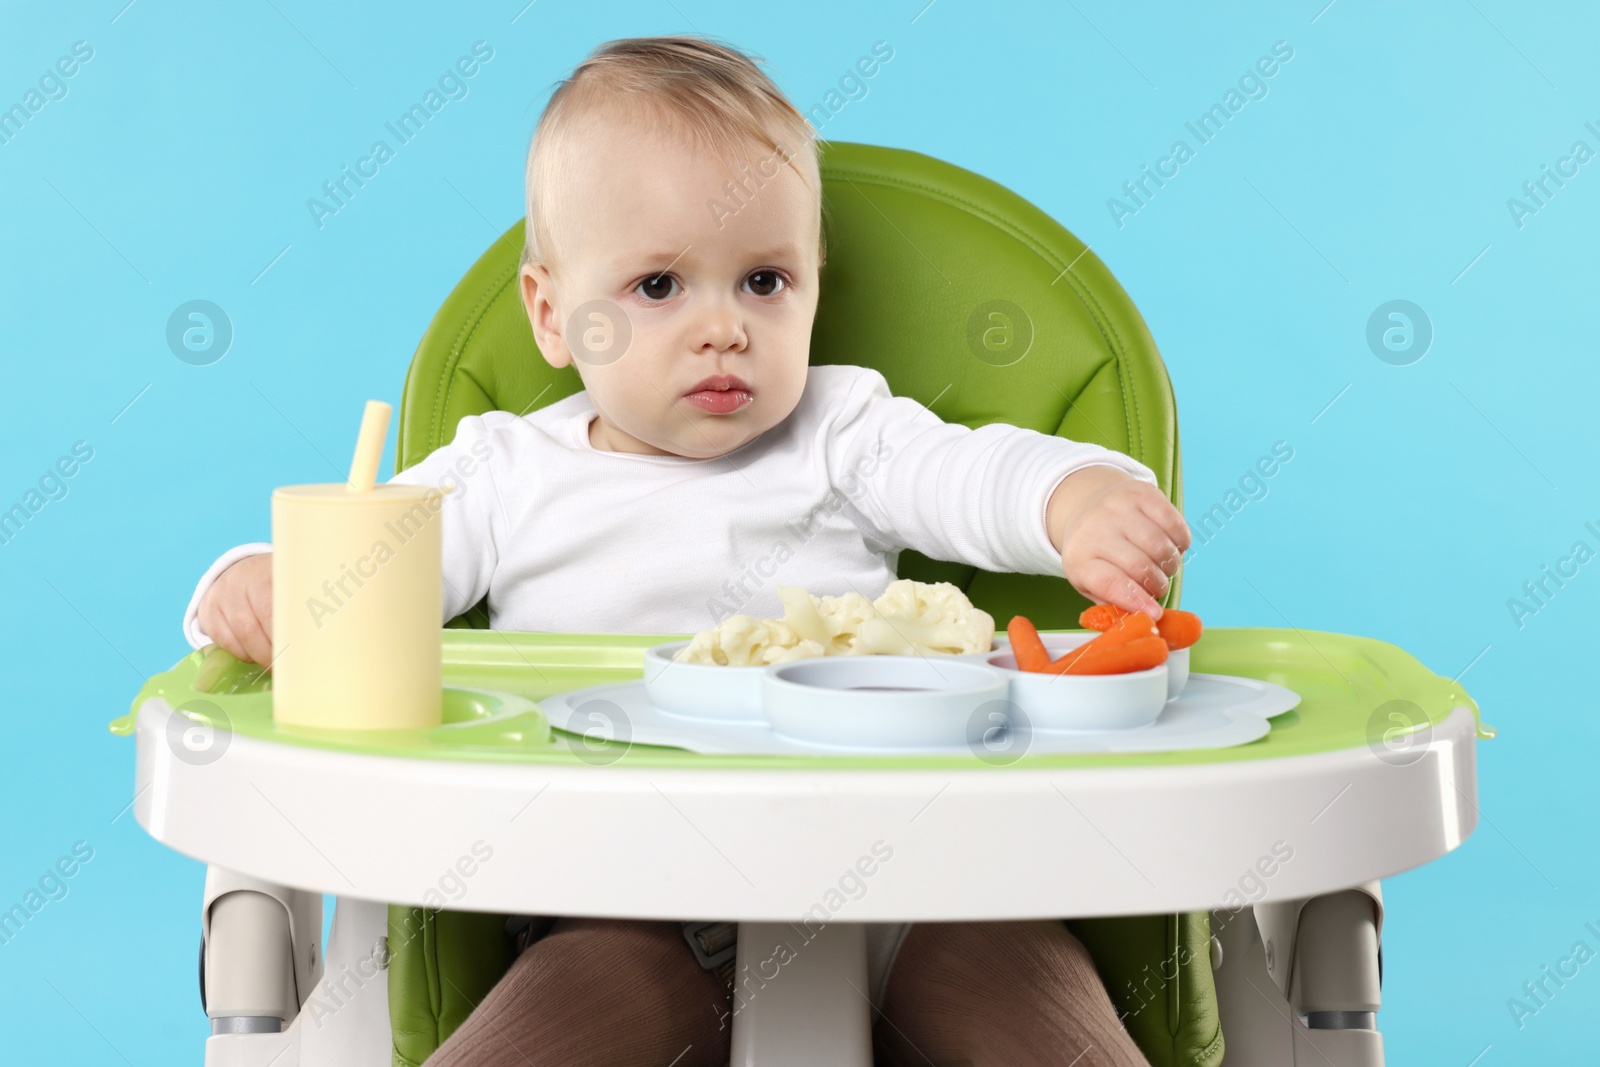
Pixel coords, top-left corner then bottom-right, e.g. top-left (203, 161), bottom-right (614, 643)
top-left (346, 399), bottom-right (391, 493)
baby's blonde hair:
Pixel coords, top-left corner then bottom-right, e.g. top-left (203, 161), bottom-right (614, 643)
top-left (522, 35), bottom-right (825, 273)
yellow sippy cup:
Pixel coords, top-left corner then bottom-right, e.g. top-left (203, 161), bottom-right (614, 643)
top-left (270, 400), bottom-right (443, 730)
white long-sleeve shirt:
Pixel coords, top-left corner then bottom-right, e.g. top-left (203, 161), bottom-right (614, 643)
top-left (184, 363), bottom-right (1158, 647)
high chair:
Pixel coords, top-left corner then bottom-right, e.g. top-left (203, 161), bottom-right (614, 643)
top-left (119, 142), bottom-right (1484, 1066)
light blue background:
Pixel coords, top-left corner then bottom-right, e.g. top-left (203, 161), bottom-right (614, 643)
top-left (2, 0), bottom-right (1595, 1062)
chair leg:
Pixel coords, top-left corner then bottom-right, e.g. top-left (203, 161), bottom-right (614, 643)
top-left (1292, 890), bottom-right (1382, 1027)
top-left (729, 921), bottom-right (872, 1067)
top-left (203, 897), bottom-right (392, 1067)
top-left (1212, 893), bottom-right (1386, 1067)
top-left (1287, 890), bottom-right (1384, 1067)
top-left (1291, 1025), bottom-right (1385, 1067)
top-left (205, 891), bottom-right (299, 1033)
top-left (293, 897), bottom-right (392, 1067)
top-left (202, 865), bottom-right (324, 1023)
top-left (1210, 905), bottom-right (1296, 1066)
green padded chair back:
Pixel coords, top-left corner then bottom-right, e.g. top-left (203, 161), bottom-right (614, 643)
top-left (387, 142), bottom-right (1215, 1067)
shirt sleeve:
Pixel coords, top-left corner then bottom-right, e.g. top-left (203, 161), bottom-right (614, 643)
top-left (824, 367), bottom-right (1161, 577)
top-left (386, 412), bottom-right (522, 624)
top-left (179, 412), bottom-right (522, 648)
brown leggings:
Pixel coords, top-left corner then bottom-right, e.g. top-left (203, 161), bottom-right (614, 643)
top-left (423, 918), bottom-right (1150, 1067)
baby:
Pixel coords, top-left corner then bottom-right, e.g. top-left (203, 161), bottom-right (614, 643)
top-left (188, 36), bottom-right (1187, 1067)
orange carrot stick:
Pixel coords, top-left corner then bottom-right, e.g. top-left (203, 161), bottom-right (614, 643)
top-left (1006, 616), bottom-right (1053, 673)
top-left (1062, 635), bottom-right (1169, 675)
top-left (1043, 610), bottom-right (1159, 673)
top-left (1155, 609), bottom-right (1203, 650)
top-left (1078, 603), bottom-right (1127, 632)
top-left (1084, 603), bottom-right (1205, 650)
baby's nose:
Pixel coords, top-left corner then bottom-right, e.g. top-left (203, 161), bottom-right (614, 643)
top-left (693, 302), bottom-right (747, 353)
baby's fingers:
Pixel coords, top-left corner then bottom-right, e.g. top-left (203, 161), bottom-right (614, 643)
top-left (1069, 557), bottom-right (1163, 619)
top-left (203, 612), bottom-right (249, 666)
top-left (219, 597), bottom-right (274, 666)
top-left (1136, 489), bottom-right (1193, 557)
top-left (1093, 534), bottom-right (1174, 606)
top-left (1121, 516), bottom-right (1184, 582)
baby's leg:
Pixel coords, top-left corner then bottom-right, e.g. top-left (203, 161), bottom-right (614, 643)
top-left (875, 921), bottom-right (1149, 1067)
top-left (424, 917), bottom-right (730, 1067)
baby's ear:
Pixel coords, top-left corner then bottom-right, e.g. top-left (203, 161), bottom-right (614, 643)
top-left (520, 264), bottom-right (571, 369)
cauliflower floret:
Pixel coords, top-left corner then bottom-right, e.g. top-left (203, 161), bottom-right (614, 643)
top-left (853, 579), bottom-right (995, 656)
top-left (759, 637), bottom-right (829, 664)
top-left (676, 579), bottom-right (993, 665)
top-left (674, 614), bottom-right (825, 666)
top-left (777, 585), bottom-right (876, 656)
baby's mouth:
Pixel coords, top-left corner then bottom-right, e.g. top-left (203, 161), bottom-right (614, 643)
top-left (682, 374), bottom-right (754, 414)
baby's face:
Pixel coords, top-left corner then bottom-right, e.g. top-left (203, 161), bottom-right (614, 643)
top-left (522, 114), bottom-right (821, 458)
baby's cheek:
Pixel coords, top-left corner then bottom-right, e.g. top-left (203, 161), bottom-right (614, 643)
top-left (768, 359), bottom-right (812, 419)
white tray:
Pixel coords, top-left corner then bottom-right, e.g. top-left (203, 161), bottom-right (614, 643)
top-left (537, 673), bottom-right (1300, 757)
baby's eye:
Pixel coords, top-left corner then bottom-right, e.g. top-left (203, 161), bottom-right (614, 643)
top-left (744, 270), bottom-right (785, 297)
top-left (635, 274), bottom-right (678, 301)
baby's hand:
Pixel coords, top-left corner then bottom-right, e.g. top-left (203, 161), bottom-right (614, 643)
top-left (197, 553), bottom-right (275, 665)
top-left (1047, 467), bottom-right (1190, 618)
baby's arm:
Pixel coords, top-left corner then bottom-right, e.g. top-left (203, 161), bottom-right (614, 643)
top-left (827, 368), bottom-right (1185, 615)
top-left (185, 413), bottom-right (518, 664)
